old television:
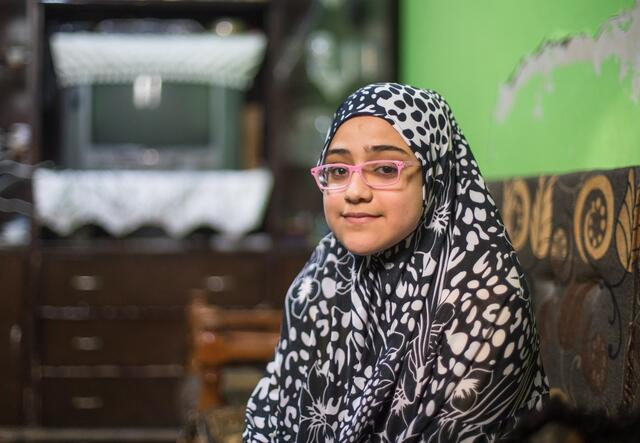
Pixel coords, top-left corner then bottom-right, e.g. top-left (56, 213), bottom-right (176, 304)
top-left (49, 21), bottom-right (266, 171)
top-left (59, 80), bottom-right (243, 170)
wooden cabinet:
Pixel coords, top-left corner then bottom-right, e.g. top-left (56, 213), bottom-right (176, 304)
top-left (0, 249), bottom-right (26, 426)
top-left (29, 244), bottom-right (308, 431)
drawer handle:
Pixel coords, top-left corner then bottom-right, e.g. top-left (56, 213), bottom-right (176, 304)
top-left (9, 325), bottom-right (21, 352)
top-left (71, 396), bottom-right (103, 410)
top-left (70, 275), bottom-right (102, 291)
top-left (205, 275), bottom-right (235, 292)
top-left (71, 336), bottom-right (103, 351)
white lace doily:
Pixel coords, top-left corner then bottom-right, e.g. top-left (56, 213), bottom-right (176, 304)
top-left (33, 169), bottom-right (273, 237)
top-left (50, 32), bottom-right (267, 89)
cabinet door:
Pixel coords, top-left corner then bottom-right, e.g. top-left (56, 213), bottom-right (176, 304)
top-left (0, 250), bottom-right (25, 425)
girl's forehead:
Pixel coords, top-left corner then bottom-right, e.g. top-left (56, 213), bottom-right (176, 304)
top-left (331, 115), bottom-right (398, 137)
top-left (327, 116), bottom-right (413, 153)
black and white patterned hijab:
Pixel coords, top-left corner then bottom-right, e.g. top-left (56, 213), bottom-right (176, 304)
top-left (244, 83), bottom-right (548, 442)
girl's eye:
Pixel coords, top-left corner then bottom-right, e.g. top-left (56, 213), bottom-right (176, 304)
top-left (328, 166), bottom-right (349, 178)
top-left (374, 164), bottom-right (399, 176)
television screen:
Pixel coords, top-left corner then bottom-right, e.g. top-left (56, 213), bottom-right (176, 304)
top-left (60, 82), bottom-right (242, 170)
top-left (92, 82), bottom-right (210, 148)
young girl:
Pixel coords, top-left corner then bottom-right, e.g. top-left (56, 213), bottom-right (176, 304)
top-left (244, 83), bottom-right (548, 442)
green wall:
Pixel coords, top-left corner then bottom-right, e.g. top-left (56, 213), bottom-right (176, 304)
top-left (400, 0), bottom-right (640, 179)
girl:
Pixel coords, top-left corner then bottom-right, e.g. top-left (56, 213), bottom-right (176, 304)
top-left (244, 83), bottom-right (548, 442)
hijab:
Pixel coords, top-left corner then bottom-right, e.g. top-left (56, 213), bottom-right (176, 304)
top-left (244, 83), bottom-right (548, 442)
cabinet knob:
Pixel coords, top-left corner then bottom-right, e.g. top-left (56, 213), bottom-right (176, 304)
top-left (71, 396), bottom-right (103, 410)
top-left (70, 275), bottom-right (102, 291)
top-left (205, 275), bottom-right (234, 292)
top-left (71, 336), bottom-right (104, 351)
top-left (9, 324), bottom-right (21, 351)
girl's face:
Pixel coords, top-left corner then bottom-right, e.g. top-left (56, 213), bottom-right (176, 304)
top-left (322, 116), bottom-right (424, 255)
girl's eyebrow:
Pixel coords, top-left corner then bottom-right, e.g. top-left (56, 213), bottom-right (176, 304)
top-left (325, 147), bottom-right (352, 157)
top-left (326, 144), bottom-right (411, 157)
top-left (368, 144), bottom-right (411, 156)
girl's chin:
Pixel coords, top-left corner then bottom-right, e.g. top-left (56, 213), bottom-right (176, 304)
top-left (340, 237), bottom-right (389, 256)
top-left (338, 230), bottom-right (417, 256)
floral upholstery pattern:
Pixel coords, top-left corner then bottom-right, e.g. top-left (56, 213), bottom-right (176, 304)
top-left (489, 167), bottom-right (640, 414)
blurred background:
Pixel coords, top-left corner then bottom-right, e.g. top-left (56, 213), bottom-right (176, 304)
top-left (0, 0), bottom-right (638, 441)
top-left (402, 0), bottom-right (640, 178)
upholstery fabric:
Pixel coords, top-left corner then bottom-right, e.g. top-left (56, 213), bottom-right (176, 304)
top-left (489, 166), bottom-right (640, 414)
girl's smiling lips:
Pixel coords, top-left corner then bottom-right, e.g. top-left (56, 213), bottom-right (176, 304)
top-left (341, 212), bottom-right (382, 224)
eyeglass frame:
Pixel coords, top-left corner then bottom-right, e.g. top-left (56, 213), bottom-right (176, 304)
top-left (310, 159), bottom-right (421, 191)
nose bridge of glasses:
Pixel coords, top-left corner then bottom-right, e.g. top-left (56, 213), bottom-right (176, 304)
top-left (348, 164), bottom-right (370, 188)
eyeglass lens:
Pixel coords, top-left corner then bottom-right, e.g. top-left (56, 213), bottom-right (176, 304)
top-left (318, 161), bottom-right (402, 189)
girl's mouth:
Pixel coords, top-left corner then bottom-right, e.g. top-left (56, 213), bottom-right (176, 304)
top-left (342, 213), bottom-right (381, 224)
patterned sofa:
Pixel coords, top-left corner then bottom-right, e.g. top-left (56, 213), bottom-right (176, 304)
top-left (489, 166), bottom-right (640, 415)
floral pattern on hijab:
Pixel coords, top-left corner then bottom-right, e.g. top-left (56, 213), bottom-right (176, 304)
top-left (244, 83), bottom-right (548, 442)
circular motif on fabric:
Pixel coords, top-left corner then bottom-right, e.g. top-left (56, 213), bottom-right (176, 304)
top-left (574, 175), bottom-right (614, 262)
top-left (530, 176), bottom-right (556, 260)
top-left (615, 169), bottom-right (640, 273)
top-left (502, 179), bottom-right (530, 251)
top-left (550, 227), bottom-right (572, 283)
top-left (550, 227), bottom-right (568, 262)
top-left (582, 331), bottom-right (608, 396)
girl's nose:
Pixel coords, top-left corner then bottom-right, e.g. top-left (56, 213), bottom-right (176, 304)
top-left (344, 171), bottom-right (373, 203)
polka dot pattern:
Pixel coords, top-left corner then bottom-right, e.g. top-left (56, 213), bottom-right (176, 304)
top-left (244, 83), bottom-right (548, 442)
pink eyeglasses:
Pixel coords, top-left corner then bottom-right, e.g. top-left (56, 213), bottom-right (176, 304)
top-left (310, 160), bottom-right (420, 191)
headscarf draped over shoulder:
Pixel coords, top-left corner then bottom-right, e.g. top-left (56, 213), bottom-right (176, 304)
top-left (244, 83), bottom-right (548, 442)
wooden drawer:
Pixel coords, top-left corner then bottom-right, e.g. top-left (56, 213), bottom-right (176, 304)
top-left (40, 252), bottom-right (267, 307)
top-left (41, 378), bottom-right (182, 427)
top-left (41, 319), bottom-right (186, 366)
